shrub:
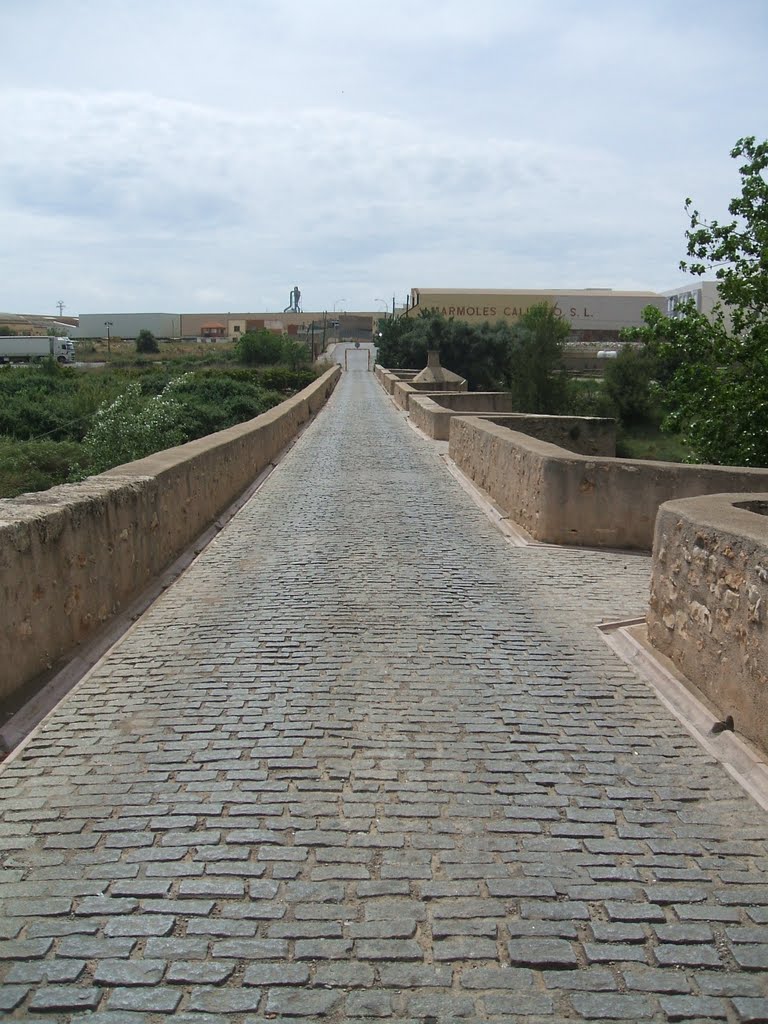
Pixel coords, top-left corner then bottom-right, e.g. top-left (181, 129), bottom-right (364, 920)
top-left (136, 329), bottom-right (160, 354)
top-left (562, 378), bottom-right (617, 419)
top-left (603, 346), bottom-right (658, 426)
top-left (0, 435), bottom-right (82, 497)
top-left (81, 377), bottom-right (187, 473)
top-left (236, 329), bottom-right (284, 365)
top-left (281, 339), bottom-right (310, 369)
top-left (258, 367), bottom-right (316, 392)
top-left (170, 371), bottom-right (284, 437)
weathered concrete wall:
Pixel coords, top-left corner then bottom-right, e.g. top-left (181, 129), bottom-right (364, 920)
top-left (409, 393), bottom-right (614, 453)
top-left (449, 417), bottom-right (768, 549)
top-left (0, 367), bottom-right (341, 704)
top-left (648, 494), bottom-right (768, 753)
top-left (393, 381), bottom-right (418, 410)
top-left (374, 367), bottom-right (421, 395)
top-left (427, 392), bottom-right (518, 413)
top-left (392, 379), bottom-right (468, 411)
top-left (485, 416), bottom-right (615, 457)
top-left (409, 394), bottom-right (513, 438)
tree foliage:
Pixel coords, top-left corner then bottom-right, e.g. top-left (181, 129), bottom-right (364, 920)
top-left (377, 311), bottom-right (511, 390)
top-left (602, 346), bottom-right (656, 426)
top-left (625, 137), bottom-right (768, 466)
top-left (682, 136), bottom-right (768, 339)
top-left (236, 329), bottom-right (285, 366)
top-left (503, 303), bottom-right (569, 413)
top-left (626, 303), bottom-right (768, 466)
top-left (136, 329), bottom-right (160, 354)
top-left (377, 303), bottom-right (567, 406)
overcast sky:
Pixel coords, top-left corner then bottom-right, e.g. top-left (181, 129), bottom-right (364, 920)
top-left (2, 0), bottom-right (767, 316)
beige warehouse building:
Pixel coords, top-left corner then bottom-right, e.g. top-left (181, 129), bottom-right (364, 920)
top-left (407, 288), bottom-right (667, 344)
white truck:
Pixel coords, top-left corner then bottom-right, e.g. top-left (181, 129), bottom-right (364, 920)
top-left (0, 335), bottom-right (76, 365)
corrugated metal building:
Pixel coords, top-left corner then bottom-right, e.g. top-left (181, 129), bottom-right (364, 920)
top-left (73, 313), bottom-right (181, 340)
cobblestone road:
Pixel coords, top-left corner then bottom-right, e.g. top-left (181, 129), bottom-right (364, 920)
top-left (2, 369), bottom-right (768, 1023)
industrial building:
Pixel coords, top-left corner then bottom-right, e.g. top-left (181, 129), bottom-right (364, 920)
top-left (407, 287), bottom-right (668, 345)
top-left (72, 311), bottom-right (377, 342)
top-left (61, 283), bottom-right (727, 350)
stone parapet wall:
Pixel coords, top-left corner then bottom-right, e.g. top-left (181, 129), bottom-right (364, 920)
top-left (484, 415), bottom-right (615, 457)
top-left (374, 367), bottom-right (420, 395)
top-left (393, 378), bottom-right (468, 410)
top-left (449, 417), bottom-right (768, 550)
top-left (648, 494), bottom-right (768, 753)
top-left (409, 394), bottom-right (614, 452)
top-left (409, 394), bottom-right (513, 439)
top-left (392, 380), bottom-right (417, 409)
top-left (0, 366), bottom-right (341, 705)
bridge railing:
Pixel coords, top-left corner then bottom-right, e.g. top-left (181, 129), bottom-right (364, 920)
top-left (0, 367), bottom-right (341, 707)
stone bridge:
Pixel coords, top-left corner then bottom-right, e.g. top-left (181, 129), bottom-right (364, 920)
top-left (1, 366), bottom-right (767, 1022)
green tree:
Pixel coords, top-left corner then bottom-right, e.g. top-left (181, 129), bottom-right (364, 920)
top-left (376, 310), bottom-right (511, 390)
top-left (236, 329), bottom-right (284, 366)
top-left (682, 136), bottom-right (768, 338)
top-left (603, 346), bottom-right (656, 426)
top-left (136, 329), bottom-right (160, 354)
top-left (280, 338), bottom-right (310, 370)
top-left (503, 302), bottom-right (569, 412)
top-left (625, 137), bottom-right (768, 466)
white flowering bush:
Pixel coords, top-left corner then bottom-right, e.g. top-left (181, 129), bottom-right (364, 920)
top-left (81, 377), bottom-right (189, 474)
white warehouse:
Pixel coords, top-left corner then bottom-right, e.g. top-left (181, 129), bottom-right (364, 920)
top-left (72, 313), bottom-right (181, 340)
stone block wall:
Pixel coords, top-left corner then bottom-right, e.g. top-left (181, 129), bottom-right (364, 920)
top-left (408, 393), bottom-right (615, 451)
top-left (0, 367), bottom-right (341, 705)
top-left (449, 417), bottom-right (768, 550)
top-left (648, 494), bottom-right (768, 753)
top-left (392, 379), bottom-right (469, 411)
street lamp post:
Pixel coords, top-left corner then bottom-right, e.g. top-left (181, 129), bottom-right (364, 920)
top-left (104, 321), bottom-right (113, 355)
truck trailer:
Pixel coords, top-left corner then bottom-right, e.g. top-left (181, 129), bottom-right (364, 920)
top-left (0, 336), bottom-right (75, 365)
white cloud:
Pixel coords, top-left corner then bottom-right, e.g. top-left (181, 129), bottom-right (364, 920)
top-left (1, 1), bottom-right (767, 312)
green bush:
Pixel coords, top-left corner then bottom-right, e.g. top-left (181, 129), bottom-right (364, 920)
top-left (80, 378), bottom-right (187, 473)
top-left (136, 329), bottom-right (160, 354)
top-left (170, 371), bottom-right (284, 437)
top-left (258, 367), bottom-right (316, 392)
top-left (280, 339), bottom-right (310, 369)
top-left (603, 347), bottom-right (657, 426)
top-left (0, 366), bottom-right (125, 442)
top-left (0, 435), bottom-right (82, 497)
top-left (236, 329), bottom-right (284, 365)
top-left (562, 378), bottom-right (617, 419)
top-left (0, 361), bottom-right (316, 493)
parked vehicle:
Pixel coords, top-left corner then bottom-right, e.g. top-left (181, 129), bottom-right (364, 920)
top-left (0, 336), bottom-right (75, 365)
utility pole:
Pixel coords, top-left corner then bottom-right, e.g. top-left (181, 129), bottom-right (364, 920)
top-left (57, 300), bottom-right (65, 317)
top-left (104, 321), bottom-right (113, 355)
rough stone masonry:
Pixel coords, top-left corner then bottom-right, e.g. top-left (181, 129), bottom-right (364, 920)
top-left (1, 366), bottom-right (767, 1022)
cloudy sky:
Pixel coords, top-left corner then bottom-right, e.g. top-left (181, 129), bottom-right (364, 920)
top-left (1, 0), bottom-right (766, 316)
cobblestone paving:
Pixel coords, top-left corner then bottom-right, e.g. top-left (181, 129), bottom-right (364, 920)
top-left (2, 369), bottom-right (768, 1023)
